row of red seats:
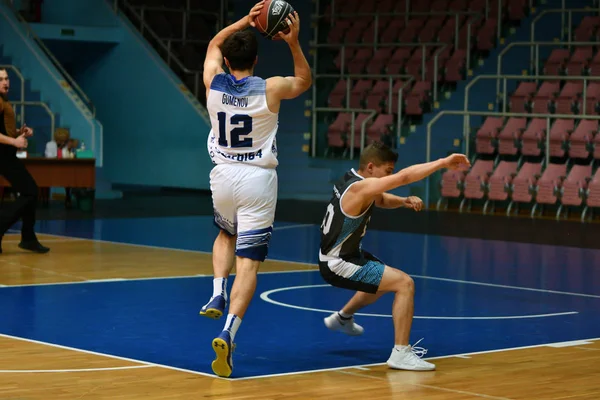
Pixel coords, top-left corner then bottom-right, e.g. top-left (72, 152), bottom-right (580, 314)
top-left (510, 81), bottom-right (600, 115)
top-left (476, 117), bottom-right (600, 160)
top-left (127, 0), bottom-right (219, 12)
top-left (319, 0), bottom-right (531, 157)
top-left (323, 0), bottom-right (526, 20)
top-left (573, 16), bottom-right (600, 41)
top-left (327, 113), bottom-right (396, 150)
top-left (333, 46), bottom-right (468, 80)
top-left (543, 47), bottom-right (600, 77)
top-left (327, 15), bottom-right (496, 52)
top-left (328, 79), bottom-right (431, 113)
top-left (440, 160), bottom-right (600, 216)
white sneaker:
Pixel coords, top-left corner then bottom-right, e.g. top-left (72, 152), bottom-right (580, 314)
top-left (386, 339), bottom-right (436, 371)
top-left (324, 313), bottom-right (364, 336)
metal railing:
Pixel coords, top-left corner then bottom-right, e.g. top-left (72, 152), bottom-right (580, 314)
top-left (119, 0), bottom-right (204, 99)
top-left (116, 0), bottom-right (225, 30)
top-left (312, 42), bottom-right (455, 101)
top-left (0, 2), bottom-right (102, 165)
top-left (12, 100), bottom-right (56, 142)
top-left (0, 64), bottom-right (25, 121)
top-left (312, 0), bottom-right (321, 158)
top-left (2, 0), bottom-right (96, 118)
top-left (530, 6), bottom-right (600, 46)
top-left (425, 110), bottom-right (600, 207)
top-left (314, 107), bottom-right (377, 160)
top-left (531, 7), bottom-right (600, 62)
top-left (496, 41), bottom-right (599, 98)
top-left (136, 6), bottom-right (220, 43)
top-left (312, 74), bottom-right (415, 157)
top-left (133, 5), bottom-right (220, 18)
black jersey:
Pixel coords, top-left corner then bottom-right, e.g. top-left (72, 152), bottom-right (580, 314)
top-left (320, 169), bottom-right (374, 260)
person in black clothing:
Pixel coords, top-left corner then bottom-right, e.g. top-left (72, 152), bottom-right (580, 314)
top-left (0, 68), bottom-right (49, 254)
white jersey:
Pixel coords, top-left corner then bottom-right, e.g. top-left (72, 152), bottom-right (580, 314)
top-left (206, 73), bottom-right (279, 169)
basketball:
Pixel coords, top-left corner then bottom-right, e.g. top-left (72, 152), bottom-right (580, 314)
top-left (254, 0), bottom-right (295, 40)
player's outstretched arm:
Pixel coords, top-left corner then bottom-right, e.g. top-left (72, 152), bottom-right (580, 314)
top-left (346, 154), bottom-right (471, 213)
top-left (266, 12), bottom-right (312, 101)
top-left (203, 1), bottom-right (265, 90)
top-left (375, 194), bottom-right (424, 210)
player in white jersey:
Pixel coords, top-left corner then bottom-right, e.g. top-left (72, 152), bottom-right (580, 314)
top-left (200, 1), bottom-right (311, 378)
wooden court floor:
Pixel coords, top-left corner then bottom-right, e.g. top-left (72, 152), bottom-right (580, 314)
top-left (1, 233), bottom-right (599, 400)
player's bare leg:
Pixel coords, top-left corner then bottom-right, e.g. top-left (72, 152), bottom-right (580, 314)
top-left (324, 290), bottom-right (385, 336)
top-left (325, 266), bottom-right (435, 371)
top-left (211, 256), bottom-right (260, 377)
top-left (200, 230), bottom-right (236, 319)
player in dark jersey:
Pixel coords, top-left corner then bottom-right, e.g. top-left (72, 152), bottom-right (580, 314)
top-left (319, 141), bottom-right (470, 371)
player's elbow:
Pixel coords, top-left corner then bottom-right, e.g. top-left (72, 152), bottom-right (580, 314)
top-left (304, 73), bottom-right (313, 89)
top-left (207, 40), bottom-right (219, 53)
top-left (296, 76), bottom-right (312, 95)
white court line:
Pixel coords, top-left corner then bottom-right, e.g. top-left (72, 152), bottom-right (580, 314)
top-left (272, 224), bottom-right (314, 232)
top-left (1, 329), bottom-right (598, 382)
top-left (7, 228), bottom-right (317, 267)
top-left (0, 270), bottom-right (315, 288)
top-left (547, 340), bottom-right (594, 348)
top-left (0, 333), bottom-right (226, 380)
top-left (1, 227), bottom-right (596, 382)
top-left (233, 337), bottom-right (600, 381)
top-left (1, 227), bottom-right (317, 288)
top-left (338, 370), bottom-right (512, 400)
top-left (5, 229), bottom-right (600, 300)
top-left (260, 284), bottom-right (580, 320)
top-left (411, 274), bottom-right (600, 300)
top-left (0, 259), bottom-right (89, 282)
top-left (0, 365), bottom-right (153, 373)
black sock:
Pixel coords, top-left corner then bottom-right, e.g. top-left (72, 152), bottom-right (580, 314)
top-left (337, 312), bottom-right (352, 320)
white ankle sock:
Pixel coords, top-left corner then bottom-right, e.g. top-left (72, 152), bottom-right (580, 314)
top-left (338, 310), bottom-right (353, 319)
top-left (213, 277), bottom-right (227, 301)
top-left (394, 344), bottom-right (410, 351)
top-left (224, 314), bottom-right (242, 341)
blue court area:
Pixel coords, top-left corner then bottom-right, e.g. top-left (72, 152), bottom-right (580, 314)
top-left (2, 216), bottom-right (600, 378)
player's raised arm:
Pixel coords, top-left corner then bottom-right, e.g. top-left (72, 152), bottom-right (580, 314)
top-left (266, 12), bottom-right (312, 102)
top-left (351, 154), bottom-right (471, 201)
top-left (203, 1), bottom-right (265, 91)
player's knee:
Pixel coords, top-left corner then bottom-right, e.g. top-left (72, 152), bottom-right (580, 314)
top-left (395, 274), bottom-right (414, 294)
top-left (236, 256), bottom-right (261, 273)
top-left (218, 229), bottom-right (236, 242)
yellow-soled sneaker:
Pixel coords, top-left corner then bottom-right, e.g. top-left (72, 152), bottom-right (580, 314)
top-left (200, 295), bottom-right (226, 320)
top-left (211, 330), bottom-right (234, 377)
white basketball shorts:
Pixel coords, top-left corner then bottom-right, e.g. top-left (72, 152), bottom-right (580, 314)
top-left (210, 163), bottom-right (278, 262)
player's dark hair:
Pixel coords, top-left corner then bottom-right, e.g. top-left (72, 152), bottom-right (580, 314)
top-left (359, 141), bottom-right (398, 169)
top-left (221, 29), bottom-right (258, 71)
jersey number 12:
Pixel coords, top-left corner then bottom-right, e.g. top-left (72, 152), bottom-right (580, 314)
top-left (218, 112), bottom-right (253, 148)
